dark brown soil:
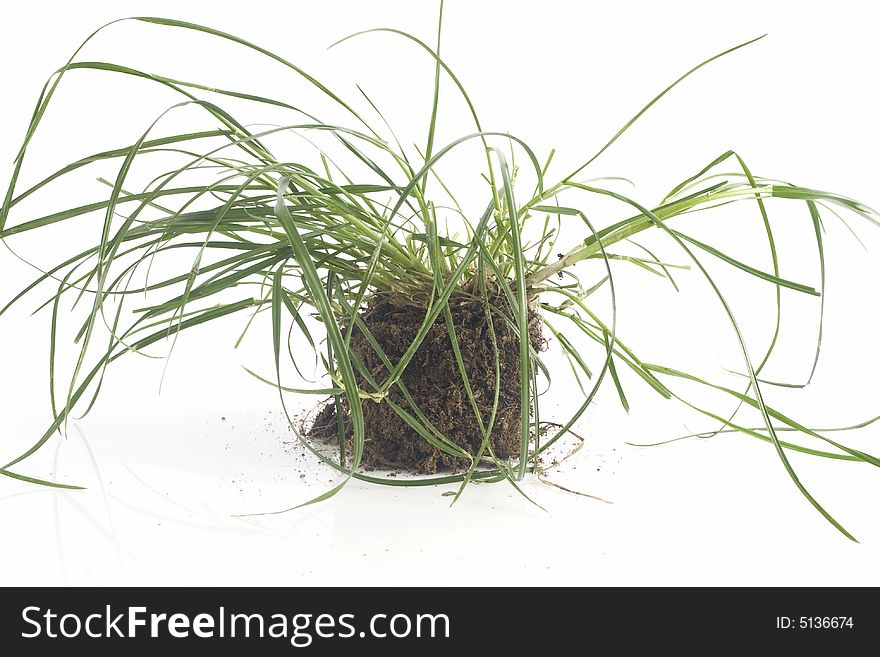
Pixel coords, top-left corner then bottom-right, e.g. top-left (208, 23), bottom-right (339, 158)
top-left (307, 285), bottom-right (543, 474)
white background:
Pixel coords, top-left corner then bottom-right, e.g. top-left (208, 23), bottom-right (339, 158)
top-left (1, 0), bottom-right (879, 586)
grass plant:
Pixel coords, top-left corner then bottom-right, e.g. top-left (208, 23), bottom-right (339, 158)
top-left (2, 5), bottom-right (878, 539)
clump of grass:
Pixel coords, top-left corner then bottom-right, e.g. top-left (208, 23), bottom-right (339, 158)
top-left (2, 6), bottom-right (878, 538)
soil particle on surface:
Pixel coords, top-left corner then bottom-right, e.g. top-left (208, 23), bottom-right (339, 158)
top-left (308, 287), bottom-right (543, 474)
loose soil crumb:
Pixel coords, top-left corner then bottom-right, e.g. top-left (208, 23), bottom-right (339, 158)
top-left (308, 286), bottom-right (543, 474)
